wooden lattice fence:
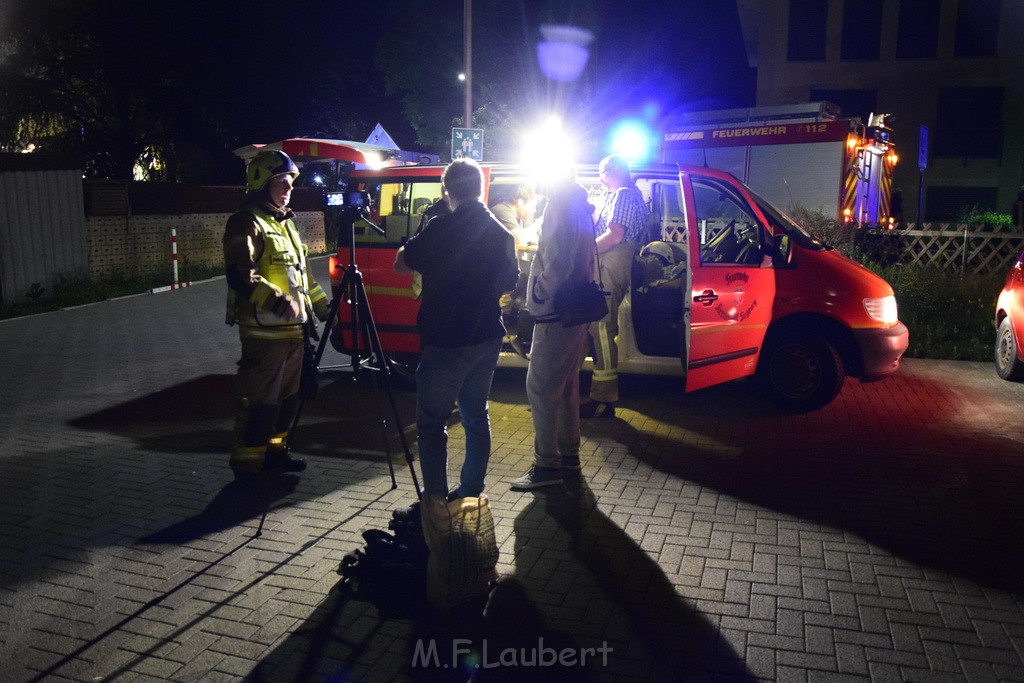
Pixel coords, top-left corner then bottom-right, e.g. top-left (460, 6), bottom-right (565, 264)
top-left (860, 223), bottom-right (1024, 277)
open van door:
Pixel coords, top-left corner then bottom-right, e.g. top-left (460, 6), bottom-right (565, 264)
top-left (681, 170), bottom-right (776, 392)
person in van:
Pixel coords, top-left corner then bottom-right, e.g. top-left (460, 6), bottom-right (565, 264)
top-left (490, 184), bottom-right (539, 357)
top-left (582, 154), bottom-right (648, 418)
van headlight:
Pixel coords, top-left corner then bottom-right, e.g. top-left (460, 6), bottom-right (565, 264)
top-left (863, 296), bottom-right (898, 324)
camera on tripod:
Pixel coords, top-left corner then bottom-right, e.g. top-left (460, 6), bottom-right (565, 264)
top-left (327, 190), bottom-right (371, 214)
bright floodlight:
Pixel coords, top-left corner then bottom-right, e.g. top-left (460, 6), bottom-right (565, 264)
top-left (363, 151), bottom-right (386, 170)
top-left (609, 120), bottom-right (656, 163)
top-left (537, 24), bottom-right (593, 82)
top-left (521, 116), bottom-right (576, 183)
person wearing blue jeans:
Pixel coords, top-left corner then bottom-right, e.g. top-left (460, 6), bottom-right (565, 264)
top-left (395, 159), bottom-right (519, 501)
top-left (414, 338), bottom-right (502, 497)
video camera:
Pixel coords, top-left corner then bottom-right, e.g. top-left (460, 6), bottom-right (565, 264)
top-left (327, 189), bottom-right (383, 236)
top-left (326, 190), bottom-right (371, 212)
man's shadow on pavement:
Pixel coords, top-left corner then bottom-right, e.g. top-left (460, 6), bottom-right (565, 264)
top-left (137, 472), bottom-right (299, 545)
top-left (512, 478), bottom-right (754, 682)
top-left (69, 372), bottom-right (417, 465)
top-left (581, 375), bottom-right (1024, 592)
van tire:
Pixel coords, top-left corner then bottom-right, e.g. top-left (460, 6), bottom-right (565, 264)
top-left (994, 317), bottom-right (1024, 381)
top-left (761, 334), bottom-right (845, 412)
top-left (386, 352), bottom-right (419, 385)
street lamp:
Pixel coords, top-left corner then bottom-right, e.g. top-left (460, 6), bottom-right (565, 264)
top-left (463, 0), bottom-right (472, 127)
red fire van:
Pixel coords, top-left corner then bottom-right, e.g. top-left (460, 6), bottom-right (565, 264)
top-left (329, 162), bottom-right (908, 412)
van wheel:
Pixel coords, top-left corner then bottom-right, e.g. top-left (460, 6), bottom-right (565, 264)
top-left (761, 334), bottom-right (845, 412)
top-left (386, 352), bottom-right (419, 385)
top-left (994, 317), bottom-right (1024, 381)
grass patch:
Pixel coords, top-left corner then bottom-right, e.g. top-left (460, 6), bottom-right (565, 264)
top-left (0, 262), bottom-right (225, 320)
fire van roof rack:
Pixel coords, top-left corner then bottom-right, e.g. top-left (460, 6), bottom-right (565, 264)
top-left (665, 102), bottom-right (842, 129)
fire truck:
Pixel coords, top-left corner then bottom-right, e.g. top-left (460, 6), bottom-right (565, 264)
top-left (661, 102), bottom-right (898, 226)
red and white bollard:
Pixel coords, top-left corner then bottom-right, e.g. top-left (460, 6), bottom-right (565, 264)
top-left (149, 228), bottom-right (193, 294)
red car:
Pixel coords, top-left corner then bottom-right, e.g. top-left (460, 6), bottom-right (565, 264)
top-left (995, 249), bottom-right (1024, 380)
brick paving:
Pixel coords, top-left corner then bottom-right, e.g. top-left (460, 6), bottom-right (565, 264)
top-left (2, 257), bottom-right (1024, 682)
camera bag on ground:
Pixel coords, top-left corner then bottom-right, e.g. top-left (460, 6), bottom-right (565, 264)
top-left (420, 494), bottom-right (499, 611)
top-left (337, 524), bottom-right (429, 615)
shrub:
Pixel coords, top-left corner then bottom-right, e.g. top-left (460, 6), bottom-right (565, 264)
top-left (868, 263), bottom-right (1002, 361)
top-left (957, 207), bottom-right (1012, 230)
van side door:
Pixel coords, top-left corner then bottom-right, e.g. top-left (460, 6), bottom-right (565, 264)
top-left (681, 172), bottom-right (776, 392)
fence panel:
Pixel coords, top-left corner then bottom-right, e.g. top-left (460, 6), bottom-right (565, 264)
top-left (863, 223), bottom-right (1024, 277)
top-left (0, 168), bottom-right (88, 304)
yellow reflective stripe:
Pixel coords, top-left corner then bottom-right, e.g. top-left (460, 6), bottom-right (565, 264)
top-left (594, 320), bottom-right (614, 369)
top-left (239, 325), bottom-right (304, 340)
top-left (308, 283), bottom-right (327, 303)
top-left (690, 323), bottom-right (767, 336)
top-left (365, 285), bottom-right (417, 297)
top-left (593, 369), bottom-right (617, 381)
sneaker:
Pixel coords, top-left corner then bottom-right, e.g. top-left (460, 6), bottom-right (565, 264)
top-left (263, 449), bottom-right (307, 473)
top-left (391, 489), bottom-right (460, 525)
top-left (560, 456), bottom-right (582, 471)
top-left (510, 466), bottom-right (563, 491)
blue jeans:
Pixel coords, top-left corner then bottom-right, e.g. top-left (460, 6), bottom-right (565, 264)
top-left (415, 337), bottom-right (502, 498)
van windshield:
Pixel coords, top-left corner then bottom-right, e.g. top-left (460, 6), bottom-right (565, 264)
top-left (745, 188), bottom-right (831, 252)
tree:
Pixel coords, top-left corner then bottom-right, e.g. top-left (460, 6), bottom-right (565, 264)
top-left (0, 0), bottom-right (376, 182)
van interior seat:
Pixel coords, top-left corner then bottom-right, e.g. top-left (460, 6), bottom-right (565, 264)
top-left (636, 241), bottom-right (687, 292)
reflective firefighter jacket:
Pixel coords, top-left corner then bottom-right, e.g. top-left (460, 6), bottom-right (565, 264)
top-left (224, 200), bottom-right (327, 340)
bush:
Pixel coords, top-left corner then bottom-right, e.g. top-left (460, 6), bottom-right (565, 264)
top-left (868, 263), bottom-right (1002, 361)
top-left (958, 207), bottom-right (1012, 230)
top-left (0, 261), bottom-right (224, 320)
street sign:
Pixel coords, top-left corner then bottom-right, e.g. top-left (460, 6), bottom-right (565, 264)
top-left (918, 124), bottom-right (929, 170)
top-left (451, 128), bottom-right (484, 161)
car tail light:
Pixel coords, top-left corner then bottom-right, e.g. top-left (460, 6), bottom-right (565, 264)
top-left (328, 255), bottom-right (342, 285)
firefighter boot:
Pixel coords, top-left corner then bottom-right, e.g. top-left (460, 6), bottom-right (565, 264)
top-left (231, 402), bottom-right (278, 471)
top-left (264, 432), bottom-right (307, 473)
top-left (230, 445), bottom-right (266, 473)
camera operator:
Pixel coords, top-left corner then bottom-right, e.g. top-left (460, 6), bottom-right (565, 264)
top-left (393, 159), bottom-right (519, 507)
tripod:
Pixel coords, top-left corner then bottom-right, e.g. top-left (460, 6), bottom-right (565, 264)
top-left (287, 205), bottom-right (420, 494)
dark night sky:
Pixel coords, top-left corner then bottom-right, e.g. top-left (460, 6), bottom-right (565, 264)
top-left (212, 0), bottom-right (756, 151)
top-left (2, 0), bottom-right (755, 170)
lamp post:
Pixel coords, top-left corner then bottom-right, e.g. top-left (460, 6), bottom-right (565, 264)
top-left (463, 0), bottom-right (472, 127)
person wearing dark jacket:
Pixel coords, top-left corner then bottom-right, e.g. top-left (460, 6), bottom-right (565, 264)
top-left (223, 150), bottom-right (329, 473)
top-left (511, 166), bottom-right (596, 490)
top-left (394, 159), bottom-right (519, 503)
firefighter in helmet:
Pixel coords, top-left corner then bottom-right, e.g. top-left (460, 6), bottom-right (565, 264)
top-left (223, 149), bottom-right (329, 473)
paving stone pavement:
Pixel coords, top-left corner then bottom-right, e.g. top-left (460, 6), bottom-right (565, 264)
top-left (2, 256), bottom-right (1024, 682)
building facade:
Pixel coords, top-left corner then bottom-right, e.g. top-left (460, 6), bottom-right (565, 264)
top-left (738, 0), bottom-right (1024, 221)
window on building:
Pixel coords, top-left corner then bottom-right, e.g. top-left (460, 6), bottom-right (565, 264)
top-left (934, 87), bottom-right (1004, 159)
top-left (787, 0), bottom-right (828, 61)
top-left (896, 0), bottom-right (941, 58)
top-left (840, 0), bottom-right (883, 60)
top-left (808, 89), bottom-right (877, 124)
top-left (925, 186), bottom-right (999, 221)
top-left (954, 0), bottom-right (1000, 58)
